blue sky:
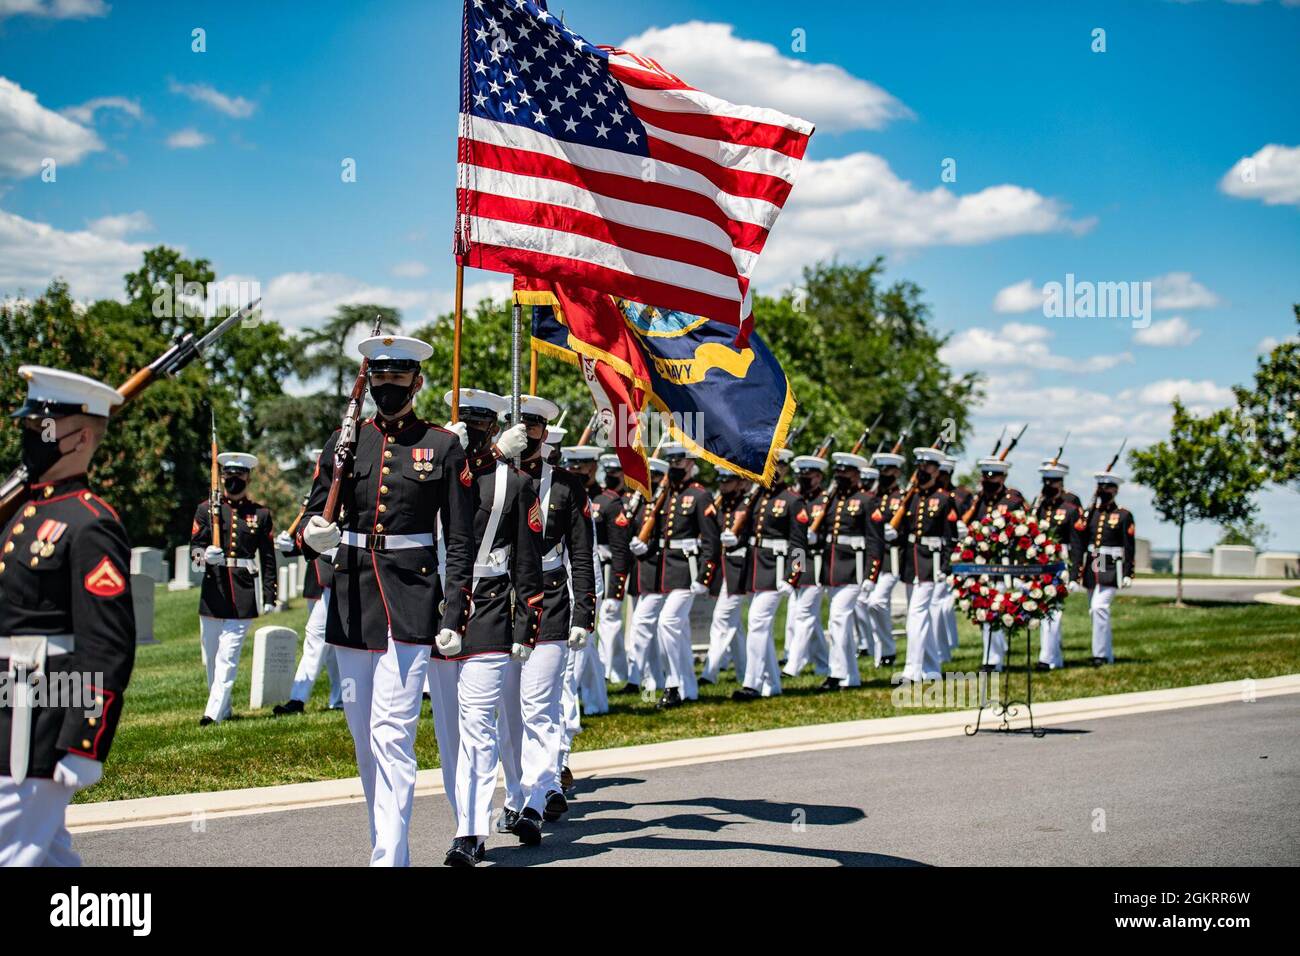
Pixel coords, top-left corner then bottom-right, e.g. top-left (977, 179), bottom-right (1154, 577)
top-left (1, 0), bottom-right (1297, 549)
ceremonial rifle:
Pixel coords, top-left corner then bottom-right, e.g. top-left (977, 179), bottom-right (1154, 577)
top-left (889, 434), bottom-right (954, 531)
top-left (0, 299), bottom-right (258, 528)
top-left (209, 409), bottom-right (221, 550)
top-left (850, 412), bottom-right (884, 456)
top-left (723, 414), bottom-right (809, 535)
top-left (1030, 430), bottom-right (1071, 513)
top-left (322, 317), bottom-right (382, 523)
top-left (576, 410), bottom-right (600, 446)
top-left (809, 415), bottom-right (884, 537)
top-left (960, 423), bottom-right (1029, 524)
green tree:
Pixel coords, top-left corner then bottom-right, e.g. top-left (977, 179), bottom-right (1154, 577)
top-left (1129, 400), bottom-right (1265, 605)
top-left (1234, 304), bottom-right (1300, 488)
top-left (1217, 518), bottom-right (1269, 549)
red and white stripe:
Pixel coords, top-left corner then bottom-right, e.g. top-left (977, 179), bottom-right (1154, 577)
top-left (457, 50), bottom-right (813, 336)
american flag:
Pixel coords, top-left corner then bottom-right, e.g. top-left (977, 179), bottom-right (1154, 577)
top-left (456, 0), bottom-right (814, 338)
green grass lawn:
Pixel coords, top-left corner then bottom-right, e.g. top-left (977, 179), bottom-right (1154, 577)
top-left (84, 584), bottom-right (1300, 803)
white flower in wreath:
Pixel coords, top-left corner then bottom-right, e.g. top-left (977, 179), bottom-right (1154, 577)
top-left (1030, 587), bottom-right (1043, 599)
top-left (993, 516), bottom-right (1006, 529)
top-left (977, 541), bottom-right (990, 553)
top-left (1023, 599), bottom-right (1038, 612)
top-left (1044, 585), bottom-right (1057, 598)
top-left (976, 609), bottom-right (988, 622)
top-left (1014, 523), bottom-right (1029, 537)
top-left (997, 532), bottom-right (1009, 544)
top-left (1025, 546), bottom-right (1038, 558)
top-left (1001, 613), bottom-right (1015, 627)
top-left (1034, 533), bottom-right (1047, 546)
top-left (1028, 618), bottom-right (1040, 629)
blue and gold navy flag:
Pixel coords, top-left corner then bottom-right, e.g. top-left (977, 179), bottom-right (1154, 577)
top-left (522, 279), bottom-right (796, 486)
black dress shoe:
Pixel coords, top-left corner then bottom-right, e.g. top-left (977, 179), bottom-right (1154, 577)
top-left (474, 842), bottom-right (486, 863)
top-left (515, 808), bottom-right (543, 845)
top-left (273, 699), bottom-right (305, 716)
top-left (497, 807), bottom-right (520, 834)
top-left (198, 716), bottom-right (214, 727)
top-left (879, 655), bottom-right (895, 667)
top-left (731, 686), bottom-right (760, 701)
top-left (615, 683), bottom-right (641, 695)
top-left (1034, 662), bottom-right (1052, 672)
top-left (560, 765), bottom-right (574, 793)
top-left (978, 663), bottom-right (998, 673)
top-left (444, 836), bottom-right (479, 867)
top-left (816, 676), bottom-right (842, 692)
top-left (1090, 656), bottom-right (1107, 667)
top-left (656, 687), bottom-right (682, 710)
top-left (543, 790), bottom-right (569, 822)
top-left (698, 675), bottom-right (714, 686)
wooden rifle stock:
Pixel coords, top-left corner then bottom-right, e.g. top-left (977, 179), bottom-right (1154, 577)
top-left (960, 424), bottom-right (1027, 523)
top-left (209, 411), bottom-right (221, 548)
top-left (322, 318), bottom-right (382, 523)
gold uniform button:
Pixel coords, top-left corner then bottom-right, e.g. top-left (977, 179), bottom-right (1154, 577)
top-left (383, 466), bottom-right (390, 475)
top-left (23, 506), bottom-right (36, 517)
top-left (30, 557), bottom-right (39, 567)
top-left (0, 562), bottom-right (5, 573)
top-left (3, 543), bottom-right (11, 554)
top-left (380, 485), bottom-right (389, 494)
top-left (385, 450), bottom-right (393, 459)
top-left (89, 717), bottom-right (97, 726)
top-left (378, 504), bottom-right (387, 513)
top-left (375, 523), bottom-right (384, 532)
top-left (82, 739), bottom-right (92, 749)
top-left (13, 524), bottom-right (24, 535)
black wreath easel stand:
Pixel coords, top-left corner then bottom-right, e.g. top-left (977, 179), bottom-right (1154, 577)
top-left (952, 556), bottom-right (1064, 739)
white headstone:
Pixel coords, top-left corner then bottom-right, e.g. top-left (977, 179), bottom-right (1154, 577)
top-left (1256, 551), bottom-right (1300, 579)
top-left (296, 556), bottom-right (307, 590)
top-left (277, 566), bottom-right (289, 608)
top-left (130, 573), bottom-right (158, 644)
top-left (1134, 536), bottom-right (1152, 573)
top-left (286, 561), bottom-right (299, 600)
top-left (131, 546), bottom-right (166, 584)
top-left (1173, 551), bottom-right (1213, 575)
top-left (168, 544), bottom-right (201, 591)
top-left (1212, 545), bottom-right (1256, 577)
top-left (249, 626), bottom-right (298, 708)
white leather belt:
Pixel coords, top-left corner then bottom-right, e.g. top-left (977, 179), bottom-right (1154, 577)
top-left (341, 530), bottom-right (435, 551)
top-left (918, 536), bottom-right (945, 549)
top-left (750, 537), bottom-right (788, 554)
top-left (224, 557), bottom-right (257, 571)
top-left (473, 545), bottom-right (511, 580)
top-left (725, 546), bottom-right (747, 557)
top-left (1090, 545), bottom-right (1123, 556)
top-left (4, 633), bottom-right (75, 785)
top-left (542, 543), bottom-right (566, 572)
top-left (834, 535), bottom-right (866, 549)
top-left (660, 538), bottom-right (700, 551)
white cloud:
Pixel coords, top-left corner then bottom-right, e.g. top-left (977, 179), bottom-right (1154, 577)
top-left (940, 321), bottom-right (1132, 374)
top-left (0, 0), bottom-right (109, 20)
top-left (758, 153), bottom-right (1089, 285)
top-left (1120, 378), bottom-right (1234, 412)
top-left (993, 279), bottom-right (1048, 314)
top-left (1149, 271), bottom-right (1220, 310)
top-left (0, 206), bottom-right (151, 300)
top-left (167, 79), bottom-right (256, 119)
top-left (0, 76), bottom-right (102, 178)
top-left (618, 21), bottom-right (910, 134)
top-left (166, 127), bottom-right (210, 149)
top-left (60, 95), bottom-right (140, 125)
top-left (1134, 315), bottom-right (1200, 347)
top-left (390, 260), bottom-right (428, 279)
top-left (1220, 144), bottom-right (1300, 207)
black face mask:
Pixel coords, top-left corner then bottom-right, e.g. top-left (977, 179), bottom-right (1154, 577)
top-left (834, 475), bottom-right (854, 493)
top-left (917, 470), bottom-right (936, 488)
top-left (877, 473), bottom-right (896, 493)
top-left (465, 423), bottom-right (494, 452)
top-left (21, 427), bottom-right (67, 479)
top-left (1097, 488), bottom-right (1116, 504)
top-left (1042, 482), bottom-right (1060, 498)
top-left (524, 435), bottom-right (544, 459)
top-left (797, 475), bottom-right (819, 495)
top-left (982, 479), bottom-right (1003, 496)
top-left (370, 381), bottom-right (414, 418)
top-left (604, 474), bottom-right (623, 490)
top-left (223, 475), bottom-right (248, 496)
top-left (668, 466), bottom-right (687, 485)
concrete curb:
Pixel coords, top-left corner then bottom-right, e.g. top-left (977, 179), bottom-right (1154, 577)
top-left (68, 674), bottom-right (1300, 833)
top-left (1255, 590), bottom-right (1300, 606)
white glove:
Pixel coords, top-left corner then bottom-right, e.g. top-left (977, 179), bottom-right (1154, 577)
top-left (444, 420), bottom-right (468, 450)
top-left (720, 530), bottom-right (739, 548)
top-left (1067, 580), bottom-right (1082, 594)
top-left (691, 580), bottom-right (708, 596)
top-left (777, 580), bottom-right (795, 597)
top-left (884, 526), bottom-right (899, 543)
top-left (600, 598), bottom-right (621, 619)
top-left (956, 521), bottom-right (968, 538)
top-left (511, 642), bottom-right (533, 661)
top-left (1121, 576), bottom-right (1133, 589)
top-left (859, 580), bottom-right (875, 602)
top-left (496, 423), bottom-right (528, 458)
top-left (303, 515), bottom-right (341, 552)
top-left (53, 754), bottom-right (103, 791)
top-left (568, 627), bottom-right (588, 649)
top-left (628, 537), bottom-right (648, 557)
top-left (262, 603), bottom-right (276, 615)
top-left (435, 628), bottom-right (462, 656)
top-left (596, 544), bottom-right (612, 562)
top-left (203, 545), bottom-right (225, 567)
top-left (275, 531), bottom-right (295, 554)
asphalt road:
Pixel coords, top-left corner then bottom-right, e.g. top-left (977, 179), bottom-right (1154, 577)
top-left (1129, 578), bottom-right (1296, 603)
top-left (78, 694), bottom-right (1300, 867)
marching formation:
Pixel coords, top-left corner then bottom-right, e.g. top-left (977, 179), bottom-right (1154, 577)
top-left (0, 340), bottom-right (1137, 867)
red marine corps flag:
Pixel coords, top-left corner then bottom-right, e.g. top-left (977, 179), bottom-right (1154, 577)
top-left (455, 0), bottom-right (814, 340)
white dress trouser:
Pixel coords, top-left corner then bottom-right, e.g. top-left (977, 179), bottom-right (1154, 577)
top-left (930, 577), bottom-right (958, 662)
top-left (1039, 608), bottom-right (1065, 668)
top-left (854, 596), bottom-right (872, 651)
top-left (657, 589), bottom-right (699, 698)
top-left (703, 579), bottom-right (746, 684)
top-left (783, 585), bottom-right (827, 677)
top-left (863, 572), bottom-right (899, 663)
top-left (500, 642), bottom-right (568, 815)
top-left (573, 632), bottom-right (608, 715)
top-left (427, 656), bottom-right (461, 821)
top-left (598, 593), bottom-right (629, 684)
top-left (335, 638), bottom-right (430, 866)
top-left (0, 776), bottom-right (79, 866)
top-left (629, 593), bottom-right (665, 691)
top-left (1090, 586), bottom-right (1117, 662)
top-left (455, 652), bottom-right (510, 839)
top-left (200, 615), bottom-right (251, 721)
top-left (902, 582), bottom-right (943, 681)
top-left (826, 584), bottom-right (863, 686)
top-left (290, 592), bottom-right (342, 706)
top-left (981, 624), bottom-right (1008, 669)
top-left (743, 590), bottom-right (784, 696)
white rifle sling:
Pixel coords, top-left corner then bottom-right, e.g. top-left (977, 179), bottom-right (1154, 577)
top-left (473, 461), bottom-right (511, 589)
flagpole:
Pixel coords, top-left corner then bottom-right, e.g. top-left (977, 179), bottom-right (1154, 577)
top-left (451, 263), bottom-right (464, 423)
top-left (510, 298), bottom-right (523, 461)
top-left (528, 315), bottom-right (538, 396)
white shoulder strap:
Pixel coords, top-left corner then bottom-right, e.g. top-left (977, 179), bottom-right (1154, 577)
top-left (473, 461), bottom-right (510, 588)
top-left (538, 462), bottom-right (555, 540)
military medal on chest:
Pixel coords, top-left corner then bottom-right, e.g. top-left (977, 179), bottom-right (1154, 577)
top-left (33, 518), bottom-right (68, 559)
top-left (412, 446), bottom-right (434, 477)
